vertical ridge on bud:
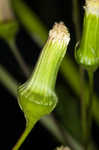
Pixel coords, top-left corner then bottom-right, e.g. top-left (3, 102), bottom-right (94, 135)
top-left (28, 22), bottom-right (70, 91)
top-left (13, 22), bottom-right (70, 150)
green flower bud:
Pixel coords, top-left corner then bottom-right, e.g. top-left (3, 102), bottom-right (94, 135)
top-left (75, 0), bottom-right (99, 71)
top-left (13, 22), bottom-right (70, 150)
top-left (18, 22), bottom-right (70, 126)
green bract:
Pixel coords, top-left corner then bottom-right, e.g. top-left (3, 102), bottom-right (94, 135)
top-left (75, 0), bottom-right (99, 71)
top-left (13, 22), bottom-right (70, 150)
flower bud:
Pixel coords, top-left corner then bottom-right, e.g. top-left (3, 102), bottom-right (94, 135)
top-left (18, 22), bottom-right (70, 126)
top-left (12, 22), bottom-right (70, 150)
top-left (75, 0), bottom-right (99, 71)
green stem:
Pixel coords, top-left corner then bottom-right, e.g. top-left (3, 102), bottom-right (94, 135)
top-left (72, 0), bottom-right (89, 145)
top-left (73, 0), bottom-right (87, 144)
top-left (80, 67), bottom-right (87, 145)
top-left (12, 128), bottom-right (30, 150)
top-left (7, 39), bottom-right (30, 77)
top-left (83, 71), bottom-right (94, 150)
top-left (12, 122), bottom-right (34, 150)
top-left (41, 116), bottom-right (83, 150)
top-left (87, 71), bottom-right (94, 143)
top-left (40, 115), bottom-right (65, 144)
top-left (72, 0), bottom-right (81, 41)
top-left (72, 2), bottom-right (87, 141)
top-left (0, 65), bottom-right (17, 97)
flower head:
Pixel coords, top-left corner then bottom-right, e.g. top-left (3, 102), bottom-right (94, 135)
top-left (18, 22), bottom-right (70, 125)
top-left (85, 0), bottom-right (99, 15)
top-left (75, 0), bottom-right (99, 71)
top-left (49, 22), bottom-right (70, 47)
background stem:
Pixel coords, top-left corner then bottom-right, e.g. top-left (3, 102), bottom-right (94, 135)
top-left (7, 39), bottom-right (30, 77)
top-left (86, 71), bottom-right (94, 149)
top-left (0, 65), bottom-right (17, 97)
top-left (72, 0), bottom-right (81, 41)
top-left (80, 67), bottom-right (87, 145)
top-left (72, 0), bottom-right (88, 146)
top-left (82, 71), bottom-right (94, 150)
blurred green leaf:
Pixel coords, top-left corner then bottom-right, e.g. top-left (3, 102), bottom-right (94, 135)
top-left (56, 83), bottom-right (82, 143)
top-left (0, 65), bottom-right (17, 97)
top-left (12, 0), bottom-right (48, 46)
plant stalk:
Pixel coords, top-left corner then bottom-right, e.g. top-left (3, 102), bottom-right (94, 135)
top-left (8, 39), bottom-right (30, 77)
top-left (0, 65), bottom-right (17, 97)
top-left (79, 67), bottom-right (87, 146)
top-left (86, 71), bottom-right (94, 149)
top-left (72, 0), bottom-right (81, 41)
top-left (88, 72), bottom-right (94, 131)
top-left (12, 123), bottom-right (33, 150)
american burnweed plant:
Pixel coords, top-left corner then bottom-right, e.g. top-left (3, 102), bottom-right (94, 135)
top-left (1, 0), bottom-right (99, 150)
